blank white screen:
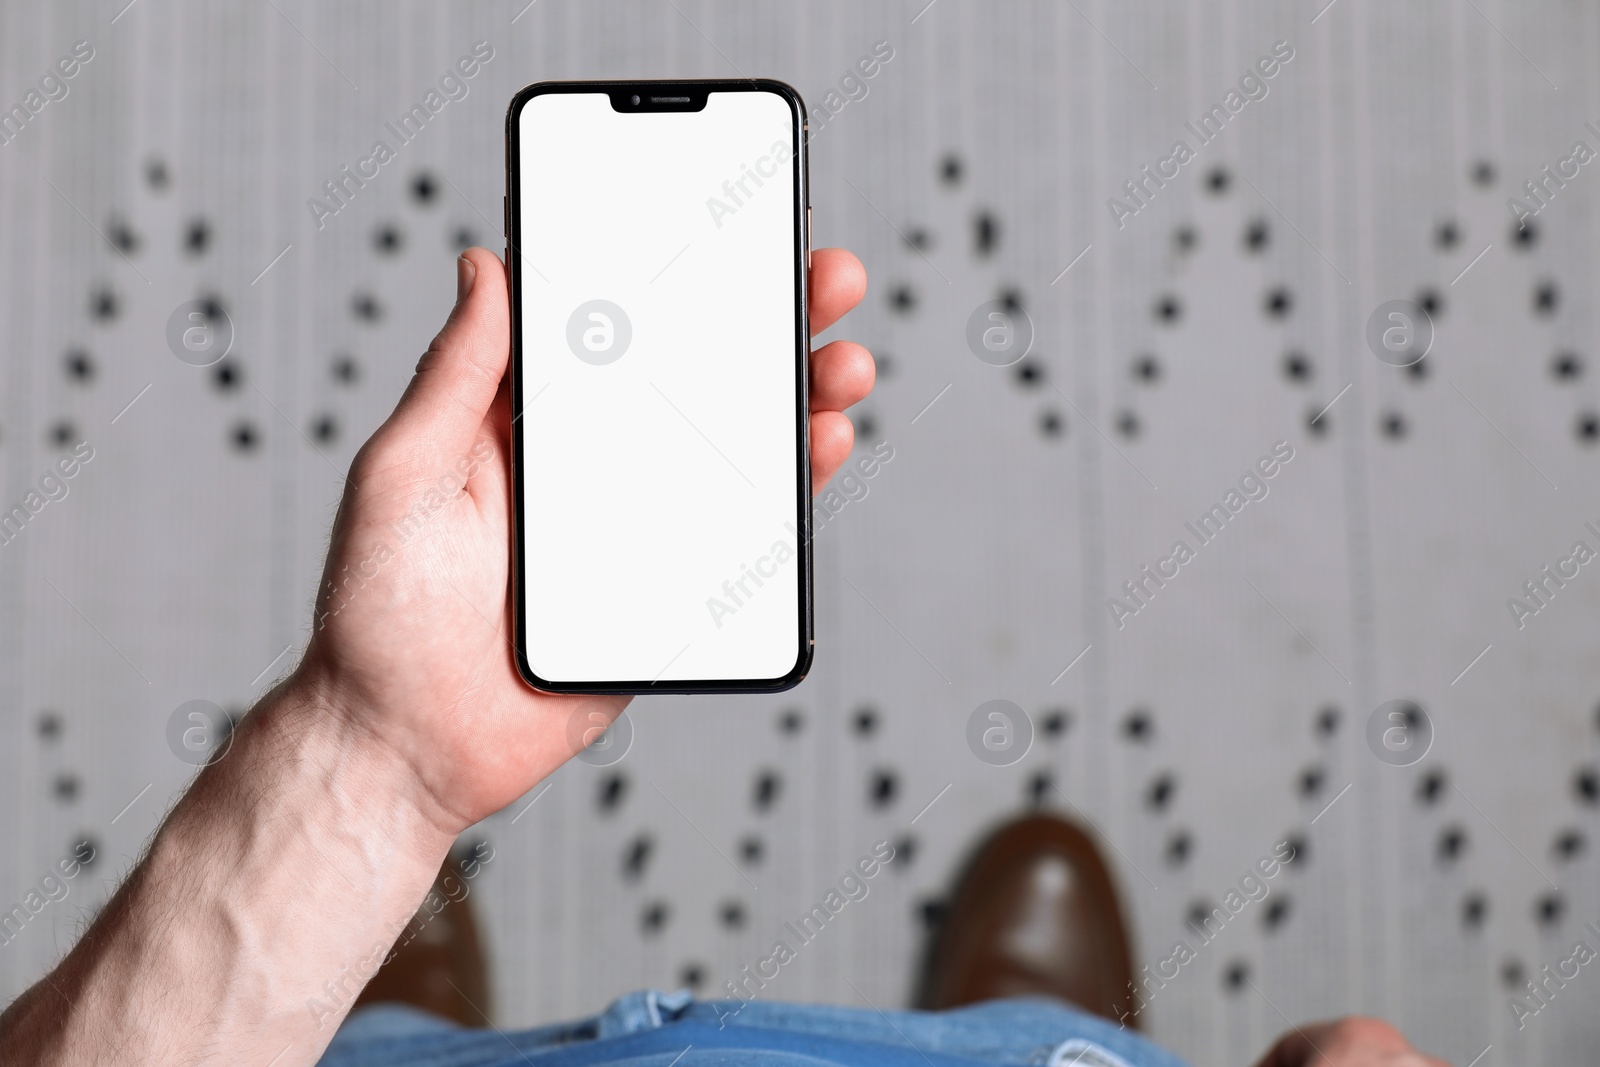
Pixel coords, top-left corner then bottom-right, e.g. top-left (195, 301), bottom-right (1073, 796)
top-left (517, 89), bottom-right (803, 686)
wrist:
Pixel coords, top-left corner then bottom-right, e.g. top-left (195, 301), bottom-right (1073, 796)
top-left (4, 671), bottom-right (459, 1065)
top-left (178, 666), bottom-right (460, 867)
top-left (284, 650), bottom-right (470, 841)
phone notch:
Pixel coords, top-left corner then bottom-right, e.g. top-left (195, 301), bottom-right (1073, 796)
top-left (609, 86), bottom-right (710, 113)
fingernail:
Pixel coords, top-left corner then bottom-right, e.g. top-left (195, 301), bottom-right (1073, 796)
top-left (457, 255), bottom-right (477, 303)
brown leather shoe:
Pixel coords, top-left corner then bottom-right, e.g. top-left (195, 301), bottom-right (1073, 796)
top-left (353, 850), bottom-right (492, 1025)
top-left (917, 814), bottom-right (1137, 1026)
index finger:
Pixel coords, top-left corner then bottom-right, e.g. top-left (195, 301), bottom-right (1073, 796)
top-left (809, 248), bottom-right (867, 336)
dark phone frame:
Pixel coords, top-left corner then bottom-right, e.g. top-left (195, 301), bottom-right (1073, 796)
top-left (503, 78), bottom-right (813, 695)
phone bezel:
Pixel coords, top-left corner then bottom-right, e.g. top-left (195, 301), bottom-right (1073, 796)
top-left (503, 78), bottom-right (813, 695)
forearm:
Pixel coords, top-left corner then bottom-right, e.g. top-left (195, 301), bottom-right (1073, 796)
top-left (0, 674), bottom-right (457, 1066)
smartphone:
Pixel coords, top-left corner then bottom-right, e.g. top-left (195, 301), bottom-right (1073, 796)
top-left (504, 80), bottom-right (812, 694)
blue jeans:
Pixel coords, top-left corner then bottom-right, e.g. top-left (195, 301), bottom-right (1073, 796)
top-left (318, 991), bottom-right (1190, 1067)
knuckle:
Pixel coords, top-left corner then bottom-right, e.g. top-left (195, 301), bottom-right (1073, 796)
top-left (1339, 1016), bottom-right (1403, 1045)
top-left (349, 434), bottom-right (401, 487)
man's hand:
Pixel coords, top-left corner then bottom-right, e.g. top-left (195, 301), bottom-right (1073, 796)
top-left (0, 248), bottom-right (873, 1066)
top-left (301, 246), bottom-right (873, 836)
top-left (1254, 1018), bottom-right (1451, 1067)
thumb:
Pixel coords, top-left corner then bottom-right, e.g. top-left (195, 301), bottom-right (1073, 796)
top-left (384, 247), bottom-right (510, 461)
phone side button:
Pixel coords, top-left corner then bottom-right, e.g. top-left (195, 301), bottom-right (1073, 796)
top-left (807, 206), bottom-right (812, 270)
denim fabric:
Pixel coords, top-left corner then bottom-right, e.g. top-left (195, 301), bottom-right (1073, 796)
top-left (318, 992), bottom-right (1190, 1067)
